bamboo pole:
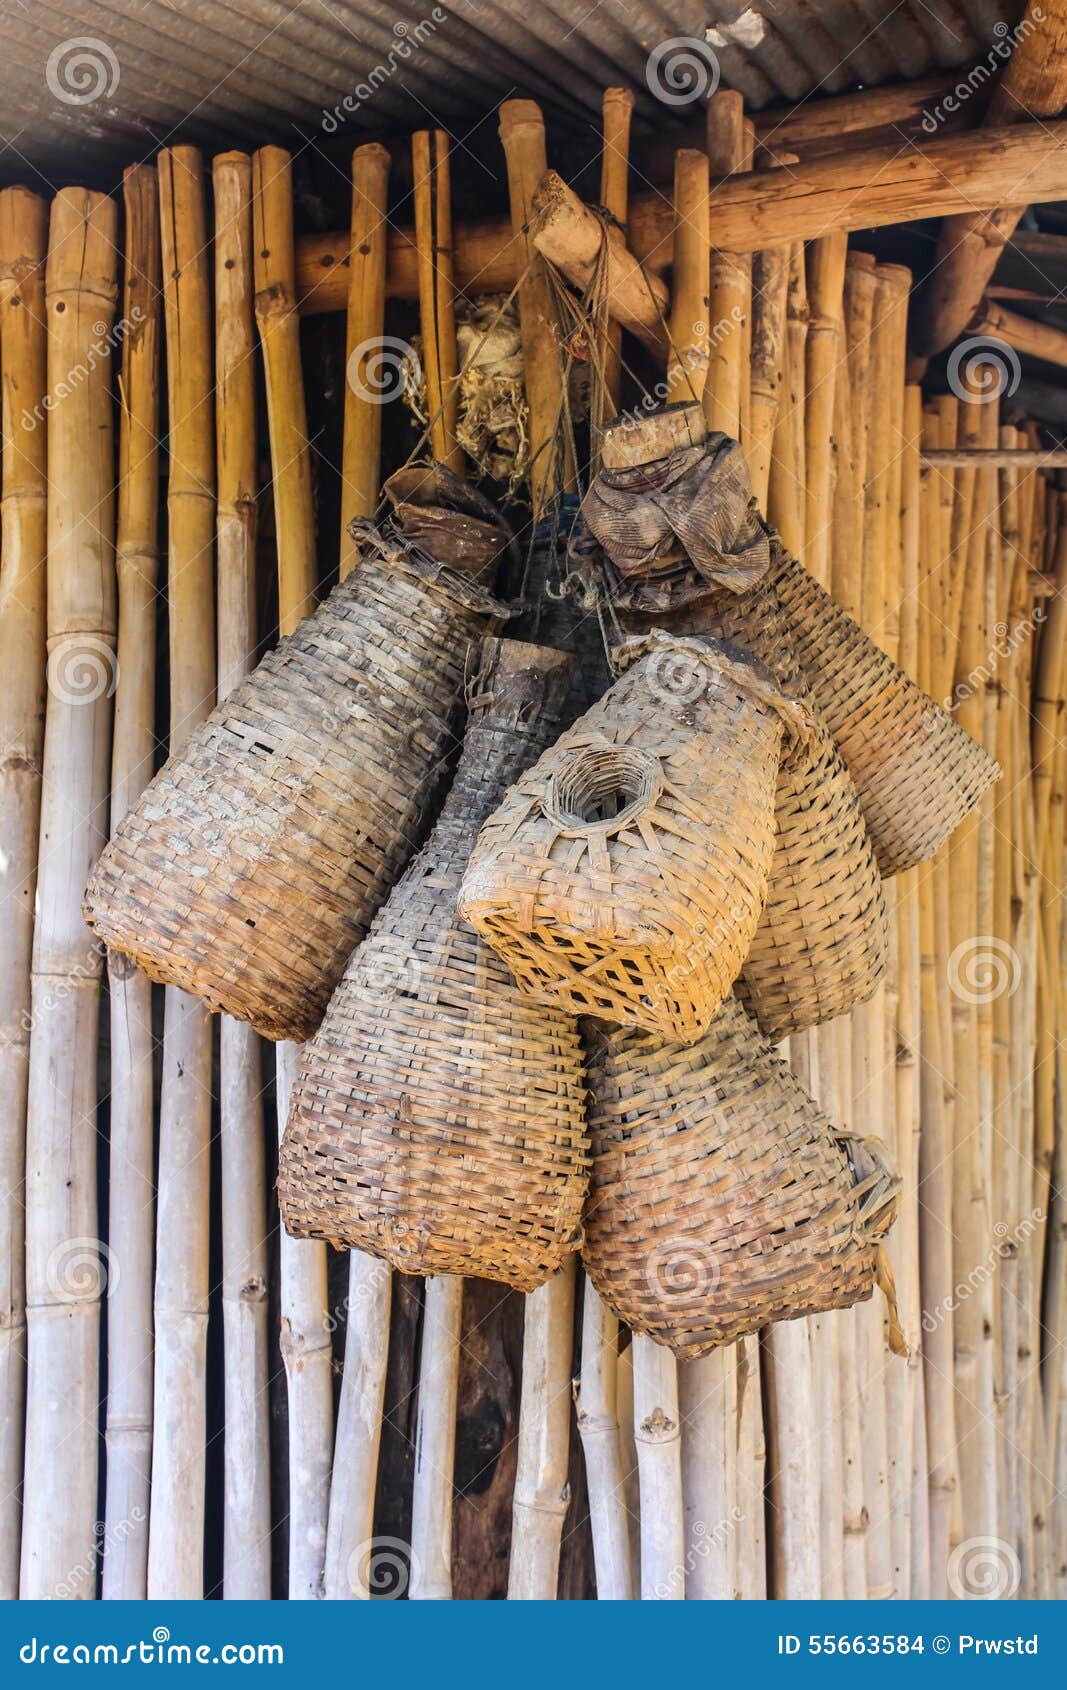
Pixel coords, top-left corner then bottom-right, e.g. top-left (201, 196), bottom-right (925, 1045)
top-left (632, 1335), bottom-right (684, 1599)
top-left (0, 185), bottom-right (47, 1599)
top-left (339, 142), bottom-right (390, 576)
top-left (252, 144), bottom-right (333, 1601)
top-left (101, 163), bottom-right (161, 1602)
top-left (323, 1252), bottom-right (391, 1598)
top-left (703, 90), bottom-right (748, 440)
top-left (576, 1278), bottom-right (632, 1600)
top-left (412, 130), bottom-right (462, 473)
top-left (147, 147), bottom-right (216, 1601)
top-left (498, 101), bottom-right (573, 515)
top-left (667, 149), bottom-right (709, 407)
top-left (804, 233), bottom-right (847, 589)
top-left (213, 150), bottom-right (271, 1601)
top-left (598, 88), bottom-right (633, 416)
top-left (508, 1261), bottom-right (576, 1599)
top-left (746, 248), bottom-right (788, 510)
top-left (20, 186), bottom-right (118, 1599)
top-left (410, 1275), bottom-right (463, 1599)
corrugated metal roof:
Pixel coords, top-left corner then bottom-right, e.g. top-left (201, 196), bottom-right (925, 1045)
top-left (0, 0), bottom-right (1030, 186)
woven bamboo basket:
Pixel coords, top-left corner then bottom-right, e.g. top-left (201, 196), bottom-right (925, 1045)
top-left (583, 995), bottom-right (901, 1358)
top-left (638, 578), bottom-right (890, 1041)
top-left (279, 638), bottom-right (588, 1290)
top-left (458, 631), bottom-right (809, 1042)
top-left (84, 523), bottom-right (506, 1040)
top-left (764, 542), bottom-right (1001, 874)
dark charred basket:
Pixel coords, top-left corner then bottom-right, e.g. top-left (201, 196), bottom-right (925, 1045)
top-left (582, 996), bottom-right (901, 1358)
top-left (84, 532), bottom-right (505, 1040)
top-left (458, 632), bottom-right (809, 1043)
top-left (278, 638), bottom-right (588, 1291)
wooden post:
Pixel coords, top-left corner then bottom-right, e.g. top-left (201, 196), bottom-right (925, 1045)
top-left (576, 1279), bottom-right (633, 1599)
top-left (508, 1262), bottom-right (576, 1598)
top-left (804, 233), bottom-right (847, 588)
top-left (667, 150), bottom-right (710, 407)
top-left (339, 142), bottom-right (390, 575)
top-left (0, 185), bottom-right (47, 1598)
top-left (102, 163), bottom-right (161, 1601)
top-left (598, 87), bottom-right (634, 416)
top-left (632, 1335), bottom-right (684, 1599)
top-left (213, 149), bottom-right (271, 1601)
top-left (253, 144), bottom-right (333, 1601)
top-left (412, 130), bottom-right (462, 473)
top-left (703, 90), bottom-right (748, 440)
top-left (21, 186), bottom-right (117, 1600)
top-left (148, 147), bottom-right (216, 1601)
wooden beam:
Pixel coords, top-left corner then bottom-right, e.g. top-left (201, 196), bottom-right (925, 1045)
top-left (922, 448), bottom-right (1067, 467)
top-left (970, 296), bottom-right (1067, 370)
top-left (911, 0), bottom-right (1067, 359)
top-left (295, 119), bottom-right (1067, 317)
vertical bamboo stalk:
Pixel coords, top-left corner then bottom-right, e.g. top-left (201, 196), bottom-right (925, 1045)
top-left (576, 1279), bottom-right (632, 1600)
top-left (213, 150), bottom-right (271, 1601)
top-left (410, 1274), bottom-right (463, 1599)
top-left (0, 185), bottom-right (47, 1598)
top-left (704, 90), bottom-right (748, 441)
top-left (339, 143), bottom-right (390, 575)
top-left (598, 88), bottom-right (633, 417)
top-left (21, 186), bottom-right (118, 1599)
top-left (324, 1252), bottom-right (391, 1599)
top-left (632, 1335), bottom-right (684, 1600)
top-left (508, 1261), bottom-right (576, 1599)
top-left (102, 163), bottom-right (161, 1601)
top-left (147, 147), bottom-right (216, 1601)
top-left (253, 144), bottom-right (333, 1601)
top-left (498, 100), bottom-right (572, 515)
top-left (747, 248), bottom-right (788, 510)
top-left (804, 233), bottom-right (847, 588)
top-left (678, 1346), bottom-right (735, 1600)
top-left (767, 243), bottom-right (807, 555)
top-left (667, 150), bottom-right (709, 407)
top-left (412, 131), bottom-right (462, 473)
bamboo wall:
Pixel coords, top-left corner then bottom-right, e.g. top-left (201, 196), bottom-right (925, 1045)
top-left (0, 114), bottom-right (1065, 1601)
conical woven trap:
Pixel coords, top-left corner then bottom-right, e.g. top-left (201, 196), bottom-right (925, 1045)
top-left (458, 632), bottom-right (809, 1042)
top-left (582, 996), bottom-right (901, 1358)
top-left (638, 578), bottom-right (890, 1041)
top-left (279, 638), bottom-right (588, 1290)
top-left (85, 524), bottom-right (506, 1040)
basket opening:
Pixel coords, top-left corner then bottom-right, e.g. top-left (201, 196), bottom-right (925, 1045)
top-left (544, 745), bottom-right (661, 834)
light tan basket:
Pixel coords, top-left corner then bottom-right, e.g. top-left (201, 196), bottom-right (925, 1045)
top-left (85, 525), bottom-right (505, 1040)
top-left (583, 996), bottom-right (901, 1358)
top-left (458, 633), bottom-right (808, 1042)
top-left (279, 638), bottom-right (588, 1290)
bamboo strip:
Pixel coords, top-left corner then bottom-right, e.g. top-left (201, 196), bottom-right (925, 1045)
top-left (339, 142), bottom-right (390, 576)
top-left (253, 144), bottom-right (333, 1601)
top-left (21, 186), bottom-right (118, 1600)
top-left (412, 130), bottom-right (462, 473)
top-left (148, 146), bottom-right (217, 1602)
top-left (213, 150), bottom-right (270, 1601)
top-left (0, 185), bottom-right (47, 1599)
top-left (102, 163), bottom-right (161, 1602)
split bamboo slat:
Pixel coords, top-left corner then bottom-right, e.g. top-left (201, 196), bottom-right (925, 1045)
top-left (252, 145), bottom-right (333, 1602)
top-left (213, 150), bottom-right (270, 1601)
top-left (148, 146), bottom-right (216, 1603)
top-left (102, 163), bottom-right (161, 1603)
top-left (0, 185), bottom-right (47, 1599)
top-left (20, 187), bottom-right (118, 1601)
